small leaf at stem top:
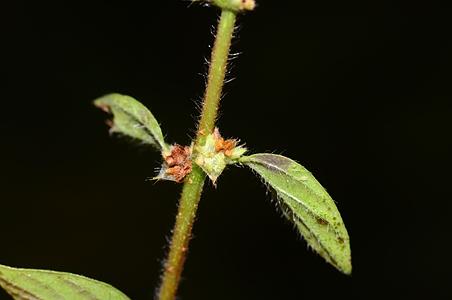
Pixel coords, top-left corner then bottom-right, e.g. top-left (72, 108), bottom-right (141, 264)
top-left (240, 153), bottom-right (351, 274)
top-left (94, 93), bottom-right (169, 153)
top-left (0, 264), bottom-right (131, 300)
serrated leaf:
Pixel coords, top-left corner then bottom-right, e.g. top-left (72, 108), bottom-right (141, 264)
top-left (0, 264), bottom-right (130, 300)
top-left (240, 153), bottom-right (351, 274)
top-left (94, 93), bottom-right (169, 152)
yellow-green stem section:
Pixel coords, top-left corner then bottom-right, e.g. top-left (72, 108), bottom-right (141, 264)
top-left (157, 10), bottom-right (236, 300)
top-left (196, 9), bottom-right (236, 144)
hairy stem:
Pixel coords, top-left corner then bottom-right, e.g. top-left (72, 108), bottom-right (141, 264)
top-left (157, 9), bottom-right (237, 300)
top-left (196, 9), bottom-right (236, 143)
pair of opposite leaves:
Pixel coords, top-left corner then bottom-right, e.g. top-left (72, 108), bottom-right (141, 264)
top-left (94, 93), bottom-right (352, 275)
top-left (0, 93), bottom-right (351, 300)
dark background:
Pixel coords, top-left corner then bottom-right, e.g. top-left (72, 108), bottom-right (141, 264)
top-left (2, 1), bottom-right (451, 299)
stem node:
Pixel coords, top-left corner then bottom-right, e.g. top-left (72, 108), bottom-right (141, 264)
top-left (194, 0), bottom-right (256, 13)
top-left (156, 10), bottom-right (238, 300)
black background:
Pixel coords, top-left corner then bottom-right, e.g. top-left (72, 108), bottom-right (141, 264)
top-left (2, 1), bottom-right (451, 299)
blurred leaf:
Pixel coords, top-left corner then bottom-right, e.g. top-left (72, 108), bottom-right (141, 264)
top-left (94, 93), bottom-right (169, 152)
top-left (0, 264), bottom-right (130, 300)
top-left (240, 153), bottom-right (351, 274)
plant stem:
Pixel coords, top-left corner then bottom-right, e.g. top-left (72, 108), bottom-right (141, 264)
top-left (196, 9), bottom-right (237, 143)
top-left (157, 9), bottom-right (237, 300)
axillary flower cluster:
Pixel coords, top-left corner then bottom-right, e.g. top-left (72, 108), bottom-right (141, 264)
top-left (93, 93), bottom-right (247, 185)
top-left (94, 92), bottom-right (352, 274)
top-left (157, 128), bottom-right (247, 184)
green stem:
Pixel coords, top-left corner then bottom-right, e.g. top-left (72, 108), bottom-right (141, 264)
top-left (196, 9), bottom-right (237, 143)
top-left (157, 9), bottom-right (237, 300)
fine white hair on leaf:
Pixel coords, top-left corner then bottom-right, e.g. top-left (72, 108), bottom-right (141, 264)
top-left (240, 153), bottom-right (352, 274)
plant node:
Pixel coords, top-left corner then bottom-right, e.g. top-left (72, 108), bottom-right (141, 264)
top-left (194, 128), bottom-right (247, 184)
top-left (194, 0), bottom-right (256, 12)
top-left (156, 144), bottom-right (193, 183)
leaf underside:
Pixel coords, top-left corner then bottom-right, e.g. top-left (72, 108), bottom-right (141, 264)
top-left (0, 264), bottom-right (130, 300)
top-left (241, 153), bottom-right (352, 274)
top-left (94, 93), bottom-right (169, 152)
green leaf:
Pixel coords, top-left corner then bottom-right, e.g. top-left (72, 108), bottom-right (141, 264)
top-left (0, 264), bottom-right (131, 300)
top-left (240, 153), bottom-right (352, 274)
top-left (94, 93), bottom-right (169, 152)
